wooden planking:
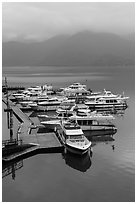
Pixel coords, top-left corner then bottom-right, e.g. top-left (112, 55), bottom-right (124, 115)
top-left (19, 132), bottom-right (62, 148)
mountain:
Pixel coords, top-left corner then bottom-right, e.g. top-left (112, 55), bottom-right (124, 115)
top-left (2, 31), bottom-right (135, 66)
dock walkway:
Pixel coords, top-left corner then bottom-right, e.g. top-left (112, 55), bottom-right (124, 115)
top-left (2, 97), bottom-right (63, 162)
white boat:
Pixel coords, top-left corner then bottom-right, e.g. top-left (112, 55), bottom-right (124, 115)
top-left (86, 89), bottom-right (129, 102)
top-left (42, 84), bottom-right (53, 91)
top-left (29, 96), bottom-right (67, 111)
top-left (59, 119), bottom-right (92, 155)
top-left (37, 97), bottom-right (61, 111)
top-left (29, 102), bottom-right (38, 110)
top-left (27, 85), bottom-right (42, 92)
top-left (69, 111), bottom-right (116, 131)
top-left (38, 112), bottom-right (73, 122)
top-left (85, 97), bottom-right (128, 111)
top-left (27, 84), bottom-right (53, 92)
top-left (22, 92), bottom-right (43, 101)
top-left (74, 110), bottom-right (114, 120)
top-left (34, 94), bottom-right (49, 103)
top-left (61, 82), bottom-right (89, 95)
top-left (75, 104), bottom-right (91, 114)
top-left (13, 93), bottom-right (26, 100)
top-left (19, 100), bottom-right (34, 107)
top-left (13, 91), bottom-right (40, 101)
top-left (56, 101), bottom-right (76, 114)
top-left (12, 91), bottom-right (24, 98)
top-left (12, 84), bottom-right (53, 101)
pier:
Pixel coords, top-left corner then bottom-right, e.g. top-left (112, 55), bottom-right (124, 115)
top-left (2, 95), bottom-right (63, 162)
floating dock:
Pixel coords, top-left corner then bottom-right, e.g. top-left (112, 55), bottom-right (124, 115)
top-left (2, 97), bottom-right (63, 162)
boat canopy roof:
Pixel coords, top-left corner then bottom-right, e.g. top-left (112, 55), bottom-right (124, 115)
top-left (64, 123), bottom-right (81, 129)
top-left (76, 104), bottom-right (89, 109)
top-left (64, 128), bottom-right (83, 136)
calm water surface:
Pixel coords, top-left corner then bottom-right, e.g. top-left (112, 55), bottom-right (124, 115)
top-left (2, 66), bottom-right (135, 202)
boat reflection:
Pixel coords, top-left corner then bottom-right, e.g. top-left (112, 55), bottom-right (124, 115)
top-left (62, 151), bottom-right (92, 172)
top-left (2, 149), bottom-right (39, 180)
top-left (2, 160), bottom-right (23, 180)
top-left (87, 133), bottom-right (116, 152)
top-left (84, 128), bottom-right (117, 137)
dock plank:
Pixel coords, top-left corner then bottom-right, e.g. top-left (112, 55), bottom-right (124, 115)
top-left (36, 132), bottom-right (62, 148)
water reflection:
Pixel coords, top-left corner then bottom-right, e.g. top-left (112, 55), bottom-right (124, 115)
top-left (62, 152), bottom-right (92, 172)
top-left (2, 160), bottom-right (23, 180)
top-left (85, 128), bottom-right (117, 138)
top-left (2, 150), bottom-right (39, 180)
top-left (85, 131), bottom-right (116, 153)
top-left (111, 144), bottom-right (115, 151)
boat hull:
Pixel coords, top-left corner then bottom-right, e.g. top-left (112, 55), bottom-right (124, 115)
top-left (65, 143), bottom-right (91, 155)
top-left (86, 103), bottom-right (128, 111)
top-left (80, 125), bottom-right (117, 131)
top-left (84, 128), bottom-right (117, 137)
top-left (37, 104), bottom-right (60, 111)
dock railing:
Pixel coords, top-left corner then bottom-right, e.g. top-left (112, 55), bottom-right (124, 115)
top-left (2, 139), bottom-right (23, 148)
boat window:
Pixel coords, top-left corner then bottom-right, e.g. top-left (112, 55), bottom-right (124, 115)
top-left (77, 112), bottom-right (87, 117)
top-left (110, 100), bottom-right (114, 103)
top-left (64, 125), bottom-right (80, 130)
top-left (69, 135), bottom-right (83, 139)
top-left (88, 120), bottom-right (93, 125)
top-left (92, 120), bottom-right (98, 125)
top-left (77, 120), bottom-right (81, 125)
top-left (83, 120), bottom-right (86, 125)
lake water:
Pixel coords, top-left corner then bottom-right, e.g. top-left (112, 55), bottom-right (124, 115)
top-left (2, 66), bottom-right (135, 202)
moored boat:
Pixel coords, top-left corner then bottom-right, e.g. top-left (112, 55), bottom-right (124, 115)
top-left (85, 97), bottom-right (128, 111)
top-left (37, 97), bottom-right (61, 111)
top-left (59, 119), bottom-right (92, 155)
top-left (69, 111), bottom-right (116, 131)
top-left (86, 89), bottom-right (129, 102)
top-left (56, 101), bottom-right (76, 114)
top-left (61, 82), bottom-right (90, 96)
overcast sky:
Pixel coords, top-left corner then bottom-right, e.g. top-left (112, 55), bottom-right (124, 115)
top-left (2, 2), bottom-right (135, 42)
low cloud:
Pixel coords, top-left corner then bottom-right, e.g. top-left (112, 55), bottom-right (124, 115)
top-left (2, 2), bottom-right (135, 42)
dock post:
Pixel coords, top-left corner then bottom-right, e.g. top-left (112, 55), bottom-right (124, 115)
top-left (4, 76), bottom-right (14, 142)
top-left (9, 110), bottom-right (13, 141)
top-left (5, 77), bottom-right (10, 129)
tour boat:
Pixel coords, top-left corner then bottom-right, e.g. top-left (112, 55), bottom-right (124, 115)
top-left (85, 97), bottom-right (128, 111)
top-left (56, 101), bottom-right (76, 114)
top-left (19, 100), bottom-right (34, 107)
top-left (27, 84), bottom-right (53, 92)
top-left (59, 119), bottom-right (92, 155)
top-left (75, 104), bottom-right (91, 114)
top-left (37, 97), bottom-right (61, 111)
top-left (86, 89), bottom-right (129, 102)
top-left (69, 111), bottom-right (116, 131)
top-left (29, 102), bottom-right (38, 110)
top-left (29, 96), bottom-right (67, 111)
top-left (13, 92), bottom-right (26, 101)
top-left (38, 112), bottom-right (73, 122)
top-left (61, 82), bottom-right (90, 95)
